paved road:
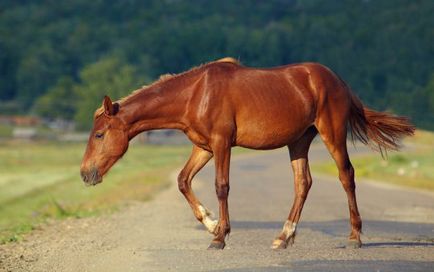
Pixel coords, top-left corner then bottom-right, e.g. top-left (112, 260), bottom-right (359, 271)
top-left (1, 144), bottom-right (434, 271)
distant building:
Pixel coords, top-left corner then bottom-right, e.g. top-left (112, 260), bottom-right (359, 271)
top-left (12, 127), bottom-right (37, 140)
top-left (0, 115), bottom-right (41, 126)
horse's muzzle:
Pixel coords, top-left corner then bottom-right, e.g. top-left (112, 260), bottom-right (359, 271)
top-left (80, 167), bottom-right (102, 186)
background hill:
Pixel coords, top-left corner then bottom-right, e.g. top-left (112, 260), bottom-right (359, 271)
top-left (1, 0), bottom-right (433, 129)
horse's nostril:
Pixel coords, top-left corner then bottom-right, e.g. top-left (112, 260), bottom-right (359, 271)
top-left (80, 171), bottom-right (88, 182)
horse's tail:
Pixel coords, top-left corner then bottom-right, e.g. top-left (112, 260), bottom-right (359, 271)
top-left (348, 92), bottom-right (415, 154)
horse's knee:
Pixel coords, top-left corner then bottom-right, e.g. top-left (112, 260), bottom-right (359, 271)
top-left (215, 181), bottom-right (229, 199)
top-left (177, 171), bottom-right (189, 194)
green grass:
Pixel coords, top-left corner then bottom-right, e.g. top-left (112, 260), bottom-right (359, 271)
top-left (0, 142), bottom-right (192, 244)
top-left (0, 125), bottom-right (13, 138)
top-left (311, 130), bottom-right (434, 191)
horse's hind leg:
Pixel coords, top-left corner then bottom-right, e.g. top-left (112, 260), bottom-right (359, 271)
top-left (272, 126), bottom-right (317, 249)
top-left (316, 115), bottom-right (362, 248)
top-left (178, 145), bottom-right (217, 233)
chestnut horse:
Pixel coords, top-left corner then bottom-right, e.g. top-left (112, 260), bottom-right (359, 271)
top-left (80, 57), bottom-right (414, 249)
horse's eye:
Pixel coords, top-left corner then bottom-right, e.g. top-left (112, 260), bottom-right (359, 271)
top-left (95, 132), bottom-right (104, 139)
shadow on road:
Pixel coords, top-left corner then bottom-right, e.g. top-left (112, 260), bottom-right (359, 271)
top-left (200, 219), bottom-right (434, 246)
top-left (363, 241), bottom-right (434, 247)
top-left (212, 260), bottom-right (434, 272)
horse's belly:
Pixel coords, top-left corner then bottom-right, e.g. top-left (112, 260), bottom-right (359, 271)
top-left (235, 118), bottom-right (310, 150)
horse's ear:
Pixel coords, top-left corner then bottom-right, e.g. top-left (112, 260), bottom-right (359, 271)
top-left (103, 95), bottom-right (119, 116)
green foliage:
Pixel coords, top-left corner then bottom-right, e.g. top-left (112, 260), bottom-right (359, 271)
top-left (73, 56), bottom-right (145, 129)
top-left (0, 0), bottom-right (433, 129)
top-left (0, 125), bottom-right (13, 138)
top-left (419, 73), bottom-right (434, 128)
top-left (33, 76), bottom-right (78, 120)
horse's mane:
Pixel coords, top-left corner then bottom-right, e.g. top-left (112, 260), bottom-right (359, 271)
top-left (121, 57), bottom-right (240, 102)
top-left (94, 57), bottom-right (241, 118)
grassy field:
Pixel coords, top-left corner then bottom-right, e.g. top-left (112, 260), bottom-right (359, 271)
top-left (0, 125), bottom-right (13, 138)
top-left (311, 130), bottom-right (434, 191)
top-left (0, 142), bottom-right (192, 244)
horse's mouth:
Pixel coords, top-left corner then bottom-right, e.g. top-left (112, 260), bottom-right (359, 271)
top-left (84, 177), bottom-right (103, 186)
top-left (81, 168), bottom-right (103, 186)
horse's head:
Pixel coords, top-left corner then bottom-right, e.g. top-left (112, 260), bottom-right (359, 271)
top-left (80, 96), bottom-right (129, 186)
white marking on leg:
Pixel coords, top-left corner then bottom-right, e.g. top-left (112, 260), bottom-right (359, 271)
top-left (271, 239), bottom-right (284, 249)
top-left (271, 220), bottom-right (297, 249)
top-left (199, 205), bottom-right (217, 233)
top-left (282, 220), bottom-right (297, 239)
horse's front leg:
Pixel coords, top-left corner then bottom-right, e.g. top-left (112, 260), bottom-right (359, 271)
top-left (208, 138), bottom-right (231, 249)
top-left (178, 145), bottom-right (217, 233)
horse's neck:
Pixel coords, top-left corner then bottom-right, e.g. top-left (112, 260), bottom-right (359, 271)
top-left (120, 82), bottom-right (189, 139)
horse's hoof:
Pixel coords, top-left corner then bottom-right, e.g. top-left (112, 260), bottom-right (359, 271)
top-left (271, 239), bottom-right (287, 249)
top-left (208, 241), bottom-right (225, 250)
top-left (346, 239), bottom-right (362, 249)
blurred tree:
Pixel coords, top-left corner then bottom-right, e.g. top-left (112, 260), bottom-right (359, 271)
top-left (73, 56), bottom-right (144, 129)
top-left (0, 41), bottom-right (16, 101)
top-left (15, 43), bottom-right (65, 108)
top-left (33, 76), bottom-right (77, 120)
top-left (420, 73), bottom-right (434, 129)
top-left (0, 0), bottom-right (433, 129)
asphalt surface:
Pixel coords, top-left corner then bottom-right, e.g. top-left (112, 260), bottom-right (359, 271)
top-left (1, 144), bottom-right (434, 271)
